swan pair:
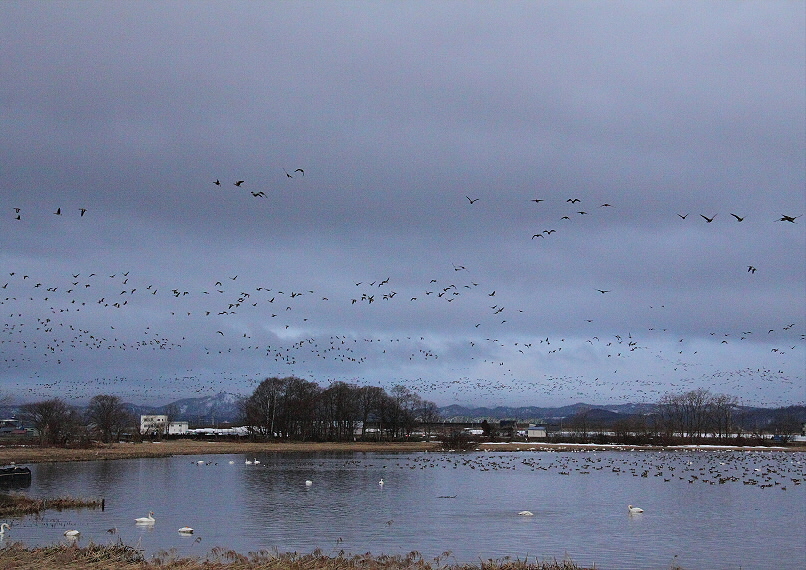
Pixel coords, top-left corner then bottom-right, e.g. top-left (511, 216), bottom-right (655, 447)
top-left (135, 511), bottom-right (156, 524)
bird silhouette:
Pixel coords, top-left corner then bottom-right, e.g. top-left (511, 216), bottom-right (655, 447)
top-left (234, 180), bottom-right (244, 186)
top-left (700, 214), bottom-right (716, 223)
top-left (730, 213), bottom-right (744, 222)
top-left (466, 196), bottom-right (479, 204)
top-left (677, 213), bottom-right (688, 219)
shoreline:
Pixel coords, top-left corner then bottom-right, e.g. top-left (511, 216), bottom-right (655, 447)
top-left (0, 439), bottom-right (803, 466)
top-left (0, 542), bottom-right (593, 570)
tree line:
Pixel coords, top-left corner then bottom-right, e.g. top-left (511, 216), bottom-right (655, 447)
top-left (19, 395), bottom-right (133, 445)
top-left (566, 388), bottom-right (804, 444)
top-left (239, 377), bottom-right (440, 441)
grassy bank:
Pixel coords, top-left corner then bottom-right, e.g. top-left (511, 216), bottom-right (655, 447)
top-left (0, 439), bottom-right (802, 467)
top-left (0, 542), bottom-right (593, 570)
top-left (0, 440), bottom-right (436, 466)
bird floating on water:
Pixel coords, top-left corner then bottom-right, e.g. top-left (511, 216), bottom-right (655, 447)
top-left (135, 511), bottom-right (155, 524)
top-left (517, 510), bottom-right (534, 516)
top-left (0, 523), bottom-right (10, 534)
top-left (64, 529), bottom-right (80, 537)
top-left (178, 527), bottom-right (194, 534)
top-left (628, 505), bottom-right (644, 514)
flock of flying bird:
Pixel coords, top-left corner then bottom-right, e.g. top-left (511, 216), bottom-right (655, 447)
top-left (1, 167), bottom-right (803, 408)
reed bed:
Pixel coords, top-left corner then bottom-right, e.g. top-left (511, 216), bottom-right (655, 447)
top-left (0, 542), bottom-right (594, 570)
top-left (0, 493), bottom-right (102, 518)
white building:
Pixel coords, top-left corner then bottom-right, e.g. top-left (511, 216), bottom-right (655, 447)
top-left (140, 415), bottom-right (168, 435)
top-left (168, 421), bottom-right (189, 435)
top-left (527, 424), bottom-right (547, 439)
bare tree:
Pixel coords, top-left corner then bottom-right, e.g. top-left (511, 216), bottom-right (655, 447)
top-left (20, 398), bottom-right (77, 445)
top-left (85, 395), bottom-right (132, 443)
top-left (416, 400), bottom-right (441, 440)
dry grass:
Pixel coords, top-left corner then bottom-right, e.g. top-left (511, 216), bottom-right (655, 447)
top-left (2, 439), bottom-right (799, 468)
top-left (0, 440), bottom-right (436, 466)
top-left (0, 543), bottom-right (593, 570)
top-left (0, 493), bottom-right (102, 518)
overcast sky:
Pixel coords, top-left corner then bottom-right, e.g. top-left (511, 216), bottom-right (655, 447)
top-left (1, 1), bottom-right (804, 408)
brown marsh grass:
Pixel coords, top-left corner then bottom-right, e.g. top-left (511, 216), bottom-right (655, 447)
top-left (0, 493), bottom-right (103, 517)
top-left (0, 543), bottom-right (594, 570)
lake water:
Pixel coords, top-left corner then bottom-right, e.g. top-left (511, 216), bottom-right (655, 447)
top-left (2, 449), bottom-right (804, 569)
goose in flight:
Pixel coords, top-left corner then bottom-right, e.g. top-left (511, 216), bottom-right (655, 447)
top-left (466, 196), bottom-right (479, 204)
top-left (234, 180), bottom-right (244, 186)
top-left (677, 213), bottom-right (688, 219)
top-left (730, 213), bottom-right (744, 222)
top-left (778, 214), bottom-right (800, 223)
top-left (700, 214), bottom-right (716, 223)
top-left (214, 179), bottom-right (221, 186)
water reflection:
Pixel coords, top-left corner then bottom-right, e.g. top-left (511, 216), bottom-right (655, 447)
top-left (5, 450), bottom-right (804, 569)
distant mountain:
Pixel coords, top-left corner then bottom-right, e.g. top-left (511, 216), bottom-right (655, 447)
top-left (438, 402), bottom-right (659, 422)
top-left (126, 392), bottom-right (245, 425)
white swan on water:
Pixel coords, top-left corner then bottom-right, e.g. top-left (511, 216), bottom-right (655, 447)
top-left (517, 511), bottom-right (534, 516)
top-left (135, 511), bottom-right (155, 524)
top-left (245, 459), bottom-right (253, 465)
top-left (378, 478), bottom-right (384, 486)
top-left (0, 523), bottom-right (10, 534)
top-left (178, 527), bottom-right (194, 534)
top-left (305, 480), bottom-right (313, 486)
top-left (64, 530), bottom-right (80, 537)
top-left (628, 505), bottom-right (644, 514)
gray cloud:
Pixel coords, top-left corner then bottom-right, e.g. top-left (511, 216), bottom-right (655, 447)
top-left (0, 1), bottom-right (803, 408)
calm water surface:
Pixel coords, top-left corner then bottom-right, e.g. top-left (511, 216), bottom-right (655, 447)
top-left (3, 449), bottom-right (804, 570)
